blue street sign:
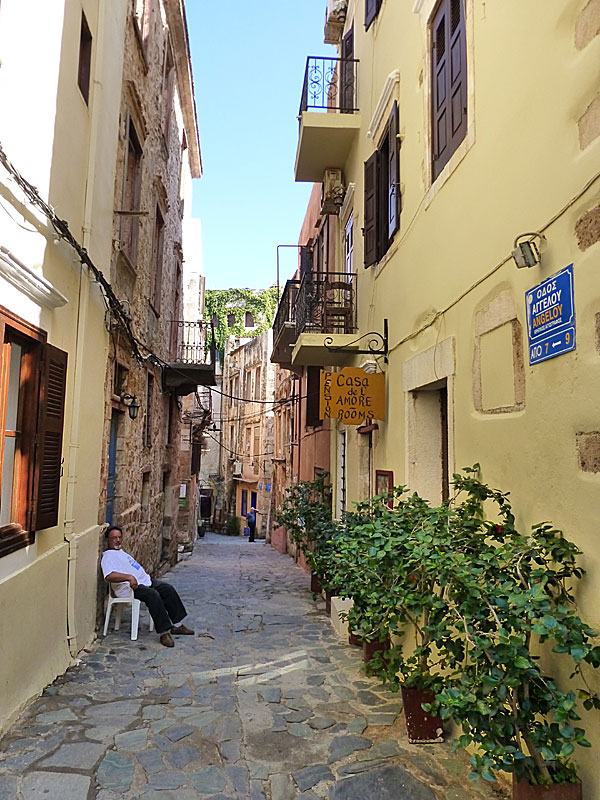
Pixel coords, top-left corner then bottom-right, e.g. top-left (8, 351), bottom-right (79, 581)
top-left (525, 264), bottom-right (575, 365)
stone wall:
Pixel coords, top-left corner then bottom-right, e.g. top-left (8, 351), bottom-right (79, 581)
top-left (99, 0), bottom-right (196, 576)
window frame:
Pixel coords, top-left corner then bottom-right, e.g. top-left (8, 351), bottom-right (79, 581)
top-left (120, 113), bottom-right (144, 267)
top-left (77, 10), bottom-right (93, 105)
top-left (430, 0), bottom-right (468, 181)
top-left (365, 0), bottom-right (383, 30)
top-left (150, 202), bottom-right (165, 315)
top-left (0, 307), bottom-right (67, 557)
top-left (364, 101), bottom-right (400, 267)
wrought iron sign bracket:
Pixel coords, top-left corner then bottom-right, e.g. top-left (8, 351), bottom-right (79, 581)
top-left (323, 318), bottom-right (389, 364)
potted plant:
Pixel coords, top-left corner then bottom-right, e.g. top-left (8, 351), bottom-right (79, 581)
top-left (275, 474), bottom-right (337, 594)
top-left (425, 470), bottom-right (600, 797)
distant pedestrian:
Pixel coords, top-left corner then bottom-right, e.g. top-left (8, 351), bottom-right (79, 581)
top-left (101, 525), bottom-right (194, 648)
top-left (246, 507), bottom-right (257, 542)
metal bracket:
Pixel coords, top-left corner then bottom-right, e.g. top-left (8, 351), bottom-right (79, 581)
top-left (323, 318), bottom-right (388, 364)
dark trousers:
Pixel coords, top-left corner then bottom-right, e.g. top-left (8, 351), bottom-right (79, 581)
top-left (134, 579), bottom-right (187, 635)
top-left (248, 523), bottom-right (256, 542)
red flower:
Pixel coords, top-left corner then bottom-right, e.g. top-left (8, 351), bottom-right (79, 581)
top-left (409, 574), bottom-right (417, 583)
top-left (494, 524), bottom-right (502, 534)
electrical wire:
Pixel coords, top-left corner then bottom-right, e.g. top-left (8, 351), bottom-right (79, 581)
top-left (203, 430), bottom-right (274, 460)
top-left (387, 167), bottom-right (600, 357)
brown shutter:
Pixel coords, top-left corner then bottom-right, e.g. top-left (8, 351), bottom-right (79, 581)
top-left (364, 152), bottom-right (378, 267)
top-left (387, 101), bottom-right (400, 239)
top-left (365, 0), bottom-right (382, 30)
top-left (340, 28), bottom-right (354, 112)
top-left (448, 0), bottom-right (467, 153)
top-left (33, 344), bottom-right (67, 531)
top-left (432, 0), bottom-right (467, 180)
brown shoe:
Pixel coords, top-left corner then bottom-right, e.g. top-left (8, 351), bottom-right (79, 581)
top-left (171, 624), bottom-right (194, 635)
top-left (160, 633), bottom-right (175, 647)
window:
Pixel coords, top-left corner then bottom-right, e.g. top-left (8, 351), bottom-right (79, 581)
top-left (305, 366), bottom-right (322, 429)
top-left (134, 0), bottom-right (151, 50)
top-left (345, 215), bottom-right (354, 275)
top-left (150, 204), bottom-right (165, 313)
top-left (227, 313), bottom-right (236, 327)
top-left (431, 0), bottom-right (467, 180)
top-left (141, 471), bottom-right (150, 522)
top-left (120, 115), bottom-right (143, 266)
top-left (365, 0), bottom-right (382, 30)
top-left (245, 311), bottom-right (254, 327)
top-left (244, 426), bottom-right (251, 458)
top-left (77, 11), bottom-right (92, 105)
top-left (253, 426), bottom-right (260, 464)
top-left (161, 42), bottom-right (175, 144)
top-left (364, 101), bottom-right (400, 267)
top-left (144, 372), bottom-right (154, 447)
top-left (254, 366), bottom-right (261, 400)
top-left (0, 308), bottom-right (67, 556)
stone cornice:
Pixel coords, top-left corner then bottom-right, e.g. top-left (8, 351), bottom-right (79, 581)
top-left (0, 247), bottom-right (68, 309)
top-left (164, 0), bottom-right (202, 178)
top-left (367, 70), bottom-right (400, 140)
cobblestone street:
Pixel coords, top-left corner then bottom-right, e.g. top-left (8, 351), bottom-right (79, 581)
top-left (0, 535), bottom-right (507, 799)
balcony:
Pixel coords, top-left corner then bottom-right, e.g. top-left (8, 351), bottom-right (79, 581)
top-left (295, 56), bottom-right (361, 183)
top-left (272, 273), bottom-right (362, 368)
top-left (162, 321), bottom-right (217, 395)
top-left (271, 279), bottom-right (301, 367)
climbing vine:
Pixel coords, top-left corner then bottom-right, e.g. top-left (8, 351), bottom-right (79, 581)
top-left (205, 287), bottom-right (280, 355)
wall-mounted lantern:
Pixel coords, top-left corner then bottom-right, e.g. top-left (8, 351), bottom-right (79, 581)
top-left (120, 393), bottom-right (140, 420)
top-left (512, 232), bottom-right (546, 269)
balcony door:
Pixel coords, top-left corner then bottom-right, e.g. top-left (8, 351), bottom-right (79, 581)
top-left (340, 28), bottom-right (354, 113)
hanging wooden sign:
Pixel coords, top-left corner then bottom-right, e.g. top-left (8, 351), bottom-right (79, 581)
top-left (319, 367), bottom-right (386, 425)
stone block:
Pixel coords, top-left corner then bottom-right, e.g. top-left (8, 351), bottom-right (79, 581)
top-left (575, 0), bottom-right (600, 49)
top-left (578, 96), bottom-right (600, 150)
top-left (575, 204), bottom-right (600, 251)
top-left (576, 431), bottom-right (600, 472)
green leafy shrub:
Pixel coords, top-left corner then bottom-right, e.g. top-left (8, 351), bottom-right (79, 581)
top-left (225, 516), bottom-right (241, 536)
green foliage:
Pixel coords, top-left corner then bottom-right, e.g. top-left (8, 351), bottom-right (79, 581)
top-left (287, 465), bottom-right (600, 787)
top-left (225, 515), bottom-right (240, 536)
top-left (205, 287), bottom-right (280, 355)
top-left (274, 474), bottom-right (337, 582)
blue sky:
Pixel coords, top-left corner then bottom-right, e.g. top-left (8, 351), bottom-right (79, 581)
top-left (185, 1), bottom-right (334, 290)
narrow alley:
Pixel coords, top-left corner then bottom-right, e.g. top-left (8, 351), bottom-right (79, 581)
top-left (0, 534), bottom-right (505, 800)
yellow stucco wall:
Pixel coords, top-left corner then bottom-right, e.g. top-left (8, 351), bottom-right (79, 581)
top-left (0, 544), bottom-right (70, 732)
top-left (316, 0), bottom-right (600, 791)
top-left (0, 0), bottom-right (126, 732)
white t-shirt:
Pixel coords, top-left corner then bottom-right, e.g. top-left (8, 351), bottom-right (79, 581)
top-left (101, 549), bottom-right (152, 598)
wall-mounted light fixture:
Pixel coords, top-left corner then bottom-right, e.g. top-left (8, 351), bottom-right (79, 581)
top-left (512, 232), bottom-right (546, 269)
top-left (120, 393), bottom-right (140, 420)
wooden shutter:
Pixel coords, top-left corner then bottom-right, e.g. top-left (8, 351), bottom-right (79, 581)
top-left (365, 0), bottom-right (382, 30)
top-left (432, 0), bottom-right (467, 180)
top-left (387, 101), bottom-right (400, 240)
top-left (364, 152), bottom-right (378, 267)
top-left (340, 28), bottom-right (354, 112)
top-left (33, 344), bottom-right (67, 531)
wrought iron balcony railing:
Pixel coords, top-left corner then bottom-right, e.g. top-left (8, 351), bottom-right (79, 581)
top-left (295, 272), bottom-right (356, 336)
top-left (170, 320), bottom-right (215, 365)
top-left (299, 56), bottom-right (359, 115)
top-left (273, 279), bottom-right (302, 344)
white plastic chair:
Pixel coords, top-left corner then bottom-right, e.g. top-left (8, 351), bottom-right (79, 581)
top-left (103, 585), bottom-right (154, 640)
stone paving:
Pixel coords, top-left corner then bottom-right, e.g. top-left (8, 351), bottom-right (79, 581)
top-left (0, 534), bottom-right (509, 799)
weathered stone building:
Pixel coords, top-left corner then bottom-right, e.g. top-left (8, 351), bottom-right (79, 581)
top-left (99, 0), bottom-right (211, 574)
top-left (220, 329), bottom-right (275, 538)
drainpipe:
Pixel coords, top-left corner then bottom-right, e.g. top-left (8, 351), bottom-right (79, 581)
top-left (63, 0), bottom-right (109, 657)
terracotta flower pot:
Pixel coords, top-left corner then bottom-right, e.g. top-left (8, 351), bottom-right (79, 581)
top-left (348, 631), bottom-right (363, 647)
top-left (325, 591), bottom-right (333, 614)
top-left (363, 638), bottom-right (390, 664)
top-left (400, 685), bottom-right (443, 743)
top-left (310, 574), bottom-right (322, 594)
top-left (512, 775), bottom-right (582, 800)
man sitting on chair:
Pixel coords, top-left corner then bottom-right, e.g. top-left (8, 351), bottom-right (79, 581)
top-left (101, 525), bottom-right (194, 648)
